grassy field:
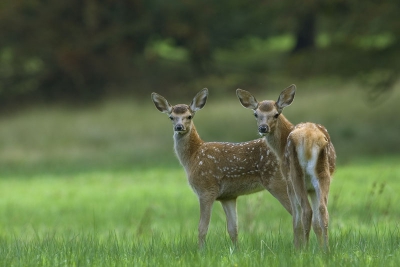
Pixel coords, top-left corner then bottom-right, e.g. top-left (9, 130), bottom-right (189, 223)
top-left (0, 81), bottom-right (399, 266)
top-left (0, 159), bottom-right (399, 266)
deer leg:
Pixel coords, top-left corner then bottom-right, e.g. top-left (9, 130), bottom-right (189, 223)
top-left (317, 174), bottom-right (331, 252)
top-left (287, 182), bottom-right (303, 249)
top-left (221, 198), bottom-right (238, 248)
top-left (198, 198), bottom-right (214, 249)
top-left (309, 191), bottom-right (323, 246)
top-left (266, 178), bottom-right (292, 215)
top-left (300, 193), bottom-right (313, 248)
top-left (288, 165), bottom-right (313, 248)
top-left (290, 169), bottom-right (312, 249)
top-left (310, 172), bottom-right (330, 252)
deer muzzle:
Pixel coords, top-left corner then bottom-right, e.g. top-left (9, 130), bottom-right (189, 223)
top-left (258, 124), bottom-right (269, 134)
top-left (174, 124), bottom-right (185, 132)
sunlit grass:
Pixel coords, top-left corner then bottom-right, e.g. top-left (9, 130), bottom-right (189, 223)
top-left (0, 158), bottom-right (399, 266)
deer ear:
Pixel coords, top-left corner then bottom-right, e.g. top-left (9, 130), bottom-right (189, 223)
top-left (236, 89), bottom-right (259, 110)
top-left (190, 88), bottom-right (208, 112)
top-left (276, 84), bottom-right (296, 113)
top-left (151, 92), bottom-right (172, 113)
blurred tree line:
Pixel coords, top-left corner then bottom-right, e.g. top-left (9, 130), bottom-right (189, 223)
top-left (0, 0), bottom-right (398, 105)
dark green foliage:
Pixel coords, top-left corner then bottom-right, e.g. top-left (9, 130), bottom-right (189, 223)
top-left (0, 1), bottom-right (398, 105)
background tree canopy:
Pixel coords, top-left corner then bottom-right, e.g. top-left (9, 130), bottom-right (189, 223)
top-left (0, 0), bottom-right (398, 106)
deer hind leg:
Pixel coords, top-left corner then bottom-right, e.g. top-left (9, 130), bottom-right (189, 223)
top-left (221, 198), bottom-right (238, 248)
top-left (309, 190), bottom-right (323, 245)
top-left (198, 197), bottom-right (214, 249)
top-left (310, 172), bottom-right (331, 252)
top-left (288, 158), bottom-right (312, 249)
top-left (299, 188), bottom-right (312, 248)
top-left (316, 173), bottom-right (331, 251)
top-left (287, 182), bottom-right (303, 249)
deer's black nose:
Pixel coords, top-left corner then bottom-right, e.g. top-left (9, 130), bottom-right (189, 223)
top-left (175, 124), bottom-right (184, 131)
top-left (258, 125), bottom-right (269, 134)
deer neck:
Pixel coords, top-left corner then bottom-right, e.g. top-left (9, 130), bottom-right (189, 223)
top-left (173, 124), bottom-right (204, 171)
top-left (265, 115), bottom-right (294, 161)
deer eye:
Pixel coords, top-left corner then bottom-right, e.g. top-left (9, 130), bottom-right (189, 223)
top-left (169, 116), bottom-right (173, 121)
top-left (187, 115), bottom-right (192, 120)
top-left (254, 113), bottom-right (258, 118)
top-left (274, 113), bottom-right (280, 119)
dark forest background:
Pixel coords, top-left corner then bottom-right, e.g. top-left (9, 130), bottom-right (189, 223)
top-left (0, 0), bottom-right (399, 107)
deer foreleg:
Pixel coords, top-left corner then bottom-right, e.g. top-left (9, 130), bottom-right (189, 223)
top-left (198, 198), bottom-right (214, 249)
top-left (221, 198), bottom-right (238, 248)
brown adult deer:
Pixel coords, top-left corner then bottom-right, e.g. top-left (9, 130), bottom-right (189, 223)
top-left (236, 85), bottom-right (336, 251)
top-left (151, 88), bottom-right (292, 249)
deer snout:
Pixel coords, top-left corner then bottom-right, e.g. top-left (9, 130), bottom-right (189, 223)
top-left (174, 124), bottom-right (185, 132)
top-left (258, 125), bottom-right (269, 134)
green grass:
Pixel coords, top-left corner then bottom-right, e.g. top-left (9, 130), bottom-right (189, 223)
top-left (0, 158), bottom-right (399, 266)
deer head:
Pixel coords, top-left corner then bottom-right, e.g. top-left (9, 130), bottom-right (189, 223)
top-left (151, 89), bottom-right (208, 134)
top-left (236, 85), bottom-right (296, 135)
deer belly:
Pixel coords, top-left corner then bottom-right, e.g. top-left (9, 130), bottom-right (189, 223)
top-left (217, 176), bottom-right (264, 200)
